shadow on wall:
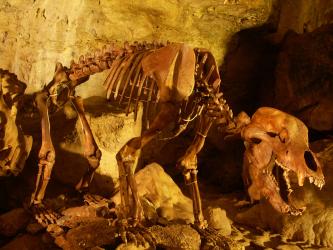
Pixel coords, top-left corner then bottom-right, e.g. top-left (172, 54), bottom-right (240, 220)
top-left (220, 2), bottom-right (333, 138)
top-left (220, 24), bottom-right (279, 116)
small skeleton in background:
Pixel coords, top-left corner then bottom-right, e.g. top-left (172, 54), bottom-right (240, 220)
top-left (0, 69), bottom-right (32, 177)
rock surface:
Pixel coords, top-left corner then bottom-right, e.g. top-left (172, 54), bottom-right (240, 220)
top-left (112, 162), bottom-right (194, 224)
top-left (0, 208), bottom-right (31, 237)
top-left (0, 234), bottom-right (46, 250)
top-left (274, 24), bottom-right (333, 131)
top-left (0, 0), bottom-right (274, 96)
top-left (235, 139), bottom-right (333, 247)
top-left (204, 207), bottom-right (232, 236)
top-left (273, 0), bottom-right (333, 42)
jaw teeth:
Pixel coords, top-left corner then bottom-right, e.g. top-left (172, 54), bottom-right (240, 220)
top-left (268, 159), bottom-right (325, 196)
top-left (309, 177), bottom-right (325, 189)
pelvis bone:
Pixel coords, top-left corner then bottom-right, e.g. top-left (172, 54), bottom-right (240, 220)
top-left (0, 69), bottom-right (32, 176)
top-left (239, 107), bottom-right (325, 215)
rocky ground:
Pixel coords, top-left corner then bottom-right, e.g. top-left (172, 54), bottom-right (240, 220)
top-left (1, 148), bottom-right (333, 250)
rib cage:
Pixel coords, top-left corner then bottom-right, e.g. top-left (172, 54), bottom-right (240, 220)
top-left (68, 42), bottom-right (163, 121)
top-left (103, 50), bottom-right (159, 121)
top-left (68, 41), bottom-right (233, 127)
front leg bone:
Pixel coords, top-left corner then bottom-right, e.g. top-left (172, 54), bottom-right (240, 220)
top-left (71, 96), bottom-right (101, 191)
top-left (177, 112), bottom-right (213, 228)
top-left (30, 91), bottom-right (55, 205)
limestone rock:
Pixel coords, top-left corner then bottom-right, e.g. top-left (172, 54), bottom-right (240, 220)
top-left (0, 208), bottom-right (31, 237)
top-left (150, 224), bottom-right (201, 250)
top-left (204, 207), bottom-right (232, 236)
top-left (276, 245), bottom-right (302, 250)
top-left (54, 219), bottom-right (117, 250)
top-left (273, 0), bottom-right (333, 42)
top-left (57, 216), bottom-right (107, 230)
top-left (274, 24), bottom-right (333, 131)
top-left (55, 217), bottom-right (202, 250)
top-left (235, 139), bottom-right (333, 247)
top-left (80, 97), bottom-right (143, 193)
top-left (0, 234), bottom-right (46, 250)
top-left (0, 0), bottom-right (273, 96)
top-left (116, 244), bottom-right (148, 250)
top-left (111, 162), bottom-right (194, 224)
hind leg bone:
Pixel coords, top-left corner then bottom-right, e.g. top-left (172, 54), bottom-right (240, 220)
top-left (70, 96), bottom-right (102, 191)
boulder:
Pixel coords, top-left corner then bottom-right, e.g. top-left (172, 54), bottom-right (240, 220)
top-left (111, 162), bottom-right (193, 224)
top-left (149, 224), bottom-right (201, 250)
top-left (204, 206), bottom-right (232, 236)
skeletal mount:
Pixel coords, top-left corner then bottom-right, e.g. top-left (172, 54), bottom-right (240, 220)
top-left (29, 41), bottom-right (235, 229)
top-left (0, 40), bottom-right (327, 249)
top-left (17, 41), bottom-right (324, 236)
top-left (0, 40), bottom-right (326, 234)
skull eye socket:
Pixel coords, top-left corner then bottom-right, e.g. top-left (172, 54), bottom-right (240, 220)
top-left (251, 138), bottom-right (262, 144)
top-left (304, 151), bottom-right (318, 172)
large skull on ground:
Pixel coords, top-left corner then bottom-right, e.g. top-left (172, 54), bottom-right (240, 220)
top-left (240, 107), bottom-right (325, 215)
top-left (0, 69), bottom-right (32, 176)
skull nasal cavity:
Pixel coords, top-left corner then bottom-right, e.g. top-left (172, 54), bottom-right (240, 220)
top-left (304, 151), bottom-right (317, 172)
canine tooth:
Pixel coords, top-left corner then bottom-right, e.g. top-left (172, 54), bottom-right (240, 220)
top-left (298, 174), bottom-right (305, 186)
top-left (314, 179), bottom-right (319, 187)
top-left (309, 177), bottom-right (314, 183)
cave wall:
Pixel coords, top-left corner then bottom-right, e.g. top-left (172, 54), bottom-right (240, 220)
top-left (274, 0), bottom-right (333, 41)
top-left (0, 0), bottom-right (273, 97)
top-left (221, 0), bottom-right (333, 116)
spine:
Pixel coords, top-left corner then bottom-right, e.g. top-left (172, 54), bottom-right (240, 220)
top-left (67, 41), bottom-right (166, 81)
